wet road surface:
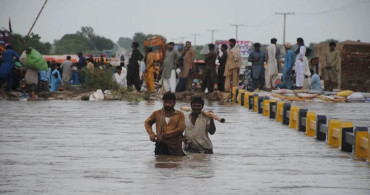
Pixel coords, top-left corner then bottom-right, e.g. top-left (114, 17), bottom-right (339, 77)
top-left (0, 100), bottom-right (369, 194)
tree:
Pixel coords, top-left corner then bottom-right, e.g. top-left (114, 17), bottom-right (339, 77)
top-left (117, 37), bottom-right (132, 50)
top-left (90, 35), bottom-right (114, 51)
top-left (54, 27), bottom-right (115, 54)
top-left (76, 26), bottom-right (95, 40)
top-left (9, 33), bottom-right (51, 55)
top-left (54, 34), bottom-right (95, 54)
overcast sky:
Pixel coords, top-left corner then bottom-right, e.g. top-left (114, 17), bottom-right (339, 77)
top-left (1, 0), bottom-right (369, 45)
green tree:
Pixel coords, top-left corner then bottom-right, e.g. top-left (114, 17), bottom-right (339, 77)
top-left (9, 33), bottom-right (51, 54)
top-left (54, 34), bottom-right (95, 54)
top-left (54, 26), bottom-right (116, 54)
top-left (76, 26), bottom-right (95, 40)
top-left (90, 35), bottom-right (114, 51)
top-left (117, 37), bottom-right (132, 50)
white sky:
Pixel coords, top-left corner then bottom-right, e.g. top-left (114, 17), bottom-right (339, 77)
top-left (1, 0), bottom-right (369, 45)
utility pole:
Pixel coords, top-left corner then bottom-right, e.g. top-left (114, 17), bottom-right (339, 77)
top-left (27, 0), bottom-right (48, 37)
top-left (191, 33), bottom-right (200, 47)
top-left (207, 29), bottom-right (218, 43)
top-left (275, 12), bottom-right (295, 43)
top-left (230, 24), bottom-right (244, 41)
top-left (179, 36), bottom-right (186, 43)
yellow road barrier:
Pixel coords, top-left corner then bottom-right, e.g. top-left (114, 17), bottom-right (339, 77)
top-left (244, 92), bottom-right (253, 108)
top-left (305, 111), bottom-right (316, 137)
top-left (232, 87), bottom-right (238, 102)
top-left (276, 102), bottom-right (284, 122)
top-left (327, 119), bottom-right (341, 147)
top-left (289, 106), bottom-right (299, 129)
top-left (355, 130), bottom-right (369, 160)
top-left (253, 96), bottom-right (258, 112)
top-left (263, 99), bottom-right (270, 117)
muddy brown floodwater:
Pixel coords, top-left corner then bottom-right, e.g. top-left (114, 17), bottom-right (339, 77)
top-left (0, 100), bottom-right (369, 194)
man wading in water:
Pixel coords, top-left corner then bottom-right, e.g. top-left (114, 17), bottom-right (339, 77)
top-left (144, 92), bottom-right (186, 156)
top-left (184, 96), bottom-right (216, 154)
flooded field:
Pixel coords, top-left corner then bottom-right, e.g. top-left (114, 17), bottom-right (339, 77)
top-left (0, 100), bottom-right (369, 194)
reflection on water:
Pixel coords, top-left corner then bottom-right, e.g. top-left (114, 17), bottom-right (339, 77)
top-left (0, 100), bottom-right (369, 194)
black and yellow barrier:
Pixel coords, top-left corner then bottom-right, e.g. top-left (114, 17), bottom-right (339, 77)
top-left (269, 100), bottom-right (277, 119)
top-left (288, 106), bottom-right (299, 129)
top-left (253, 95), bottom-right (259, 112)
top-left (231, 91), bottom-right (370, 162)
top-left (305, 111), bottom-right (317, 137)
top-left (276, 101), bottom-right (284, 122)
top-left (282, 103), bottom-right (291, 125)
top-left (354, 127), bottom-right (369, 160)
top-left (316, 115), bottom-right (328, 141)
top-left (298, 109), bottom-right (308, 132)
top-left (238, 89), bottom-right (245, 106)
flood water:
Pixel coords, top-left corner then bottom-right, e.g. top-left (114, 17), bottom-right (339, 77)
top-left (0, 100), bottom-right (369, 195)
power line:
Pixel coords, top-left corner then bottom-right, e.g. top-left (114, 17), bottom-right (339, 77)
top-left (275, 12), bottom-right (295, 43)
top-left (301, 0), bottom-right (369, 16)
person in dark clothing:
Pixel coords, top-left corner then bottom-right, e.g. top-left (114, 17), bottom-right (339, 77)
top-left (0, 45), bottom-right (19, 91)
top-left (126, 42), bottom-right (144, 92)
top-left (201, 44), bottom-right (217, 93)
top-left (217, 44), bottom-right (228, 91)
top-left (77, 52), bottom-right (87, 70)
top-left (248, 43), bottom-right (266, 91)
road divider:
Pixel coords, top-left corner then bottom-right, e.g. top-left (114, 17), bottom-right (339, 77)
top-left (233, 92), bottom-right (370, 162)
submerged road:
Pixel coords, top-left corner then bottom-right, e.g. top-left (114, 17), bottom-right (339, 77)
top-left (0, 100), bottom-right (369, 194)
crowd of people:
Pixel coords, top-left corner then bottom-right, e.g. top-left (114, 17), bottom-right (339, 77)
top-left (247, 37), bottom-right (339, 92)
top-left (0, 36), bottom-right (341, 100)
top-left (130, 37), bottom-right (339, 94)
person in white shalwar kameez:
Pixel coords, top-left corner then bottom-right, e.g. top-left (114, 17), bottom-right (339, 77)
top-left (113, 66), bottom-right (127, 88)
top-left (265, 39), bottom-right (278, 90)
top-left (302, 49), bottom-right (312, 89)
top-left (295, 38), bottom-right (306, 88)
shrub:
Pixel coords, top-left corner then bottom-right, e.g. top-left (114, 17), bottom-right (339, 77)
top-left (81, 67), bottom-right (120, 91)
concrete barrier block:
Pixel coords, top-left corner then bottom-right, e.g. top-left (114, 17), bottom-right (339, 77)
top-left (238, 89), bottom-right (245, 106)
top-left (276, 102), bottom-right (284, 122)
top-left (316, 115), bottom-right (327, 141)
top-left (354, 127), bottom-right (369, 160)
top-left (263, 99), bottom-right (270, 117)
top-left (282, 103), bottom-right (291, 125)
top-left (289, 106), bottom-right (299, 129)
top-left (269, 100), bottom-right (277, 119)
top-left (305, 111), bottom-right (316, 137)
top-left (338, 122), bottom-right (353, 151)
top-left (253, 95), bottom-right (259, 112)
top-left (298, 109), bottom-right (308, 132)
top-left (244, 92), bottom-right (252, 108)
top-left (327, 119), bottom-right (341, 147)
top-left (248, 94), bottom-right (254, 109)
top-left (258, 96), bottom-right (265, 114)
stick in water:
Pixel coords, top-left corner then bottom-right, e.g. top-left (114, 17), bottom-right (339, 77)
top-left (180, 106), bottom-right (225, 123)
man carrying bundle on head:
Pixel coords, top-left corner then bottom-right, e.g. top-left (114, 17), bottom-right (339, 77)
top-left (184, 96), bottom-right (216, 154)
top-left (144, 92), bottom-right (186, 156)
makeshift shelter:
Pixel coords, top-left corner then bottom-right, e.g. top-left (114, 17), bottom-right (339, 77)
top-left (314, 41), bottom-right (370, 91)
